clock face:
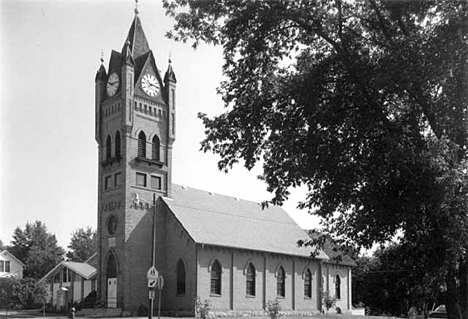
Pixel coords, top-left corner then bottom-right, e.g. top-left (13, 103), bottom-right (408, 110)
top-left (141, 73), bottom-right (159, 97)
top-left (106, 72), bottom-right (120, 97)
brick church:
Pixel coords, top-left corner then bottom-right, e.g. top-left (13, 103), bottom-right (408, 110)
top-left (94, 7), bottom-right (353, 316)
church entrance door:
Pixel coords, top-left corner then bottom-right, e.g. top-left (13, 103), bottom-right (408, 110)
top-left (107, 278), bottom-right (117, 308)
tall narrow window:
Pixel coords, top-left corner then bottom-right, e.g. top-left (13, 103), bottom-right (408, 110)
top-left (246, 263), bottom-right (255, 296)
top-left (277, 266), bottom-right (285, 297)
top-left (152, 135), bottom-right (160, 161)
top-left (106, 135), bottom-right (112, 160)
top-left (176, 259), bottom-right (186, 295)
top-left (0, 261), bottom-right (4, 272)
top-left (335, 275), bottom-right (341, 299)
top-left (115, 131), bottom-right (121, 158)
top-left (210, 260), bottom-right (221, 295)
top-left (138, 131), bottom-right (146, 157)
top-left (304, 269), bottom-right (312, 298)
top-left (5, 261), bottom-right (9, 273)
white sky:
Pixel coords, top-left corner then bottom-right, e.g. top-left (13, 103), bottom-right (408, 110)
top-left (0, 0), bottom-right (320, 250)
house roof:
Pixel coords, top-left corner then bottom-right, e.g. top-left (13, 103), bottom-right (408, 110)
top-left (40, 261), bottom-right (97, 282)
top-left (0, 250), bottom-right (25, 267)
top-left (162, 185), bottom-right (328, 259)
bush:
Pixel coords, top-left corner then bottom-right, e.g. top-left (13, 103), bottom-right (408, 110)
top-left (137, 304), bottom-right (149, 316)
top-left (266, 299), bottom-right (282, 319)
top-left (195, 297), bottom-right (211, 319)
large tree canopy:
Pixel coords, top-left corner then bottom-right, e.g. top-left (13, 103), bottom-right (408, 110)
top-left (9, 221), bottom-right (64, 279)
top-left (66, 227), bottom-right (96, 262)
top-left (164, 1), bottom-right (467, 318)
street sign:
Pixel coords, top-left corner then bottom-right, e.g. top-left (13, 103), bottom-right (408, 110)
top-left (148, 279), bottom-right (157, 288)
top-left (157, 276), bottom-right (164, 290)
top-left (148, 289), bottom-right (155, 299)
top-left (147, 266), bottom-right (158, 279)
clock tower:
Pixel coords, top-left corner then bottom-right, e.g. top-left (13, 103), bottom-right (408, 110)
top-left (94, 6), bottom-right (176, 311)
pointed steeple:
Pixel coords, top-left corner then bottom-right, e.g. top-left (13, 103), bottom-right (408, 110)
top-left (122, 40), bottom-right (135, 66)
top-left (123, 7), bottom-right (150, 60)
top-left (95, 54), bottom-right (107, 82)
top-left (164, 57), bottom-right (177, 84)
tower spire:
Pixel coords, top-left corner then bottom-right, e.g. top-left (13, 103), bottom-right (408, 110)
top-left (134, 0), bottom-right (139, 15)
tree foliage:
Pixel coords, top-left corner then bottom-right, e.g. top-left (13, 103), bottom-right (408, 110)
top-left (9, 221), bottom-right (64, 279)
top-left (164, 1), bottom-right (468, 318)
top-left (66, 227), bottom-right (96, 262)
top-left (353, 242), bottom-right (448, 316)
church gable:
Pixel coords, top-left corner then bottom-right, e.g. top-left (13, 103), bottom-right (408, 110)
top-left (134, 52), bottom-right (165, 105)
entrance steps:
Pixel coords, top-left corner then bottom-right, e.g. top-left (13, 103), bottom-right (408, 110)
top-left (77, 308), bottom-right (122, 318)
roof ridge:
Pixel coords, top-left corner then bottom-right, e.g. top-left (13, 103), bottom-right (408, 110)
top-left (164, 200), bottom-right (299, 226)
top-left (172, 183), bottom-right (269, 206)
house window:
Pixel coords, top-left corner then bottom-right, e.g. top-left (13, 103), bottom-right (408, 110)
top-left (277, 266), bottom-right (285, 297)
top-left (210, 260), bottom-right (221, 295)
top-left (105, 175), bottom-right (112, 190)
top-left (176, 259), bottom-right (186, 295)
top-left (335, 275), bottom-right (341, 299)
top-left (138, 131), bottom-right (146, 157)
top-left (106, 135), bottom-right (112, 160)
top-left (304, 269), bottom-right (312, 298)
top-left (136, 173), bottom-right (147, 187)
top-left (54, 272), bottom-right (60, 283)
top-left (152, 135), bottom-right (160, 161)
top-left (0, 260), bottom-right (7, 272)
top-left (114, 172), bottom-right (122, 187)
top-left (115, 131), bottom-right (121, 158)
top-left (246, 263), bottom-right (255, 296)
top-left (62, 268), bottom-right (72, 282)
top-left (151, 176), bottom-right (161, 190)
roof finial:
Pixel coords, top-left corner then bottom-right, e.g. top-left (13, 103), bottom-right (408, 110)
top-left (134, 0), bottom-right (139, 15)
top-left (100, 50), bottom-right (104, 64)
top-left (168, 51), bottom-right (172, 64)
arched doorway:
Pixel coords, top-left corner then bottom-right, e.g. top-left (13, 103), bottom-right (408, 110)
top-left (106, 253), bottom-right (118, 308)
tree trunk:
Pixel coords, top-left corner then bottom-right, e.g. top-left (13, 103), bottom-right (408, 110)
top-left (445, 270), bottom-right (462, 319)
top-left (459, 260), bottom-right (467, 319)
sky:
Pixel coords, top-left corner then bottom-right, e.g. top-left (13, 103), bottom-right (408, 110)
top-left (0, 0), bottom-right (320, 250)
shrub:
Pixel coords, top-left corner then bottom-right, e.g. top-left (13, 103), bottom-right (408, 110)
top-left (266, 299), bottom-right (282, 319)
top-left (195, 297), bottom-right (211, 319)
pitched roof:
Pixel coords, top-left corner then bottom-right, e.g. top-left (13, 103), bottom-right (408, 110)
top-left (0, 250), bottom-right (25, 267)
top-left (40, 261), bottom-right (97, 282)
top-left (162, 185), bottom-right (328, 259)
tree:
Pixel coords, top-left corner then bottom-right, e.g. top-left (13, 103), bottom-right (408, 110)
top-left (9, 221), bottom-right (65, 279)
top-left (353, 243), bottom-right (443, 317)
top-left (66, 227), bottom-right (96, 262)
top-left (163, 1), bottom-right (468, 318)
top-left (0, 239), bottom-right (6, 251)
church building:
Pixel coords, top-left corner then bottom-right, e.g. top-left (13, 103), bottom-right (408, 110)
top-left (94, 7), bottom-right (353, 316)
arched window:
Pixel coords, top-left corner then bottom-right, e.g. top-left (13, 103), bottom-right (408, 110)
top-left (335, 274), bottom-right (341, 299)
top-left (176, 259), bottom-right (186, 295)
top-left (138, 131), bottom-right (146, 157)
top-left (115, 131), bottom-right (121, 158)
top-left (246, 263), bottom-right (255, 296)
top-left (106, 253), bottom-right (117, 278)
top-left (304, 269), bottom-right (312, 298)
top-left (152, 135), bottom-right (160, 161)
top-left (277, 266), bottom-right (285, 297)
top-left (106, 135), bottom-right (112, 160)
top-left (210, 260), bottom-right (221, 295)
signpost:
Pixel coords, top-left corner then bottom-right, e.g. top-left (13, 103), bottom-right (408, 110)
top-left (147, 266), bottom-right (159, 319)
top-left (157, 276), bottom-right (164, 319)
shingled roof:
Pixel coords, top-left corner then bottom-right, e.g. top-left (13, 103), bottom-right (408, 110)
top-left (163, 185), bottom-right (328, 259)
